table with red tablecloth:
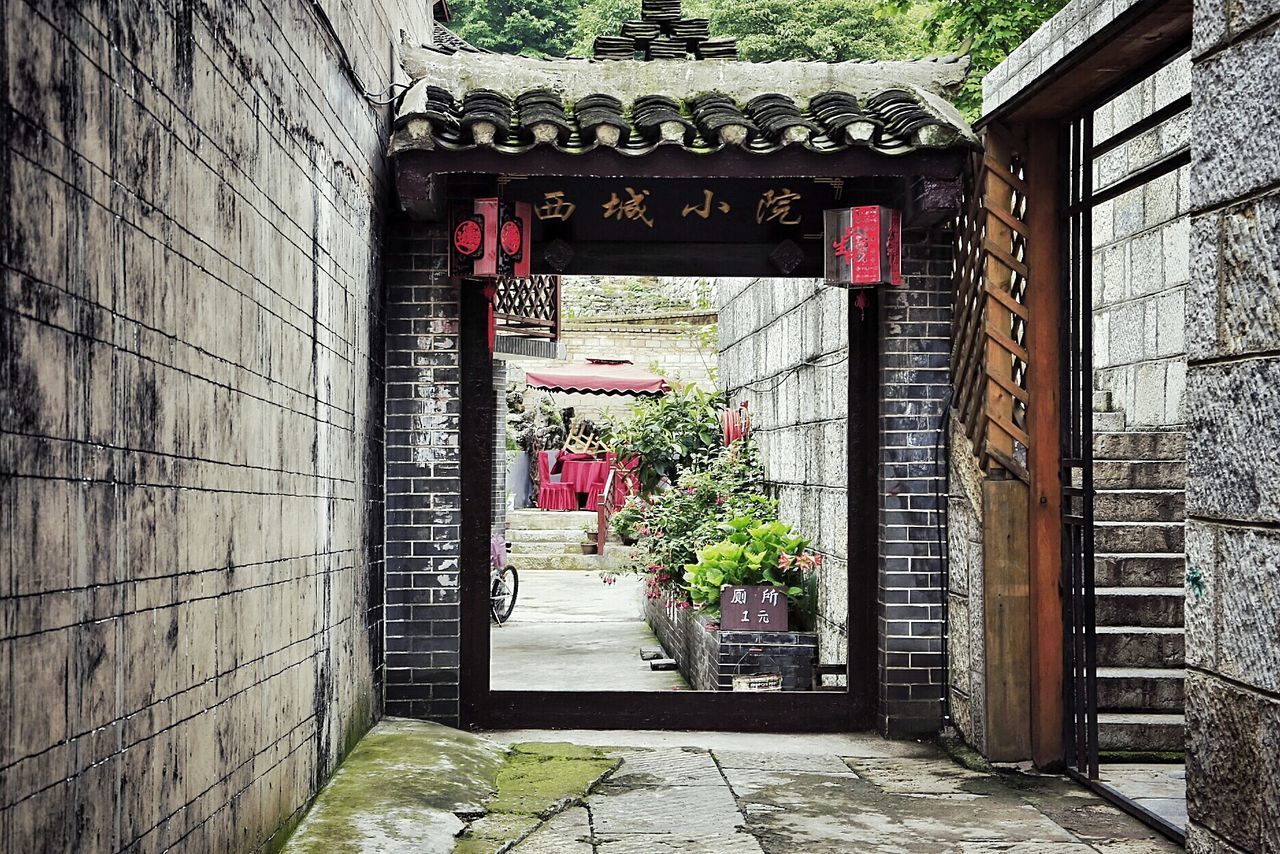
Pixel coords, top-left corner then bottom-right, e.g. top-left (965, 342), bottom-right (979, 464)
top-left (554, 452), bottom-right (609, 507)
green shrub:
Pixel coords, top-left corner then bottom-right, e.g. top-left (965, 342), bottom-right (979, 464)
top-left (628, 439), bottom-right (777, 601)
top-left (605, 385), bottom-right (723, 494)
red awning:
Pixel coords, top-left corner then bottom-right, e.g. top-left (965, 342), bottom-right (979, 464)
top-left (524, 359), bottom-right (671, 397)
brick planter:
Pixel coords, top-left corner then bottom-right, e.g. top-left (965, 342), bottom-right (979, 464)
top-left (645, 595), bottom-right (818, 691)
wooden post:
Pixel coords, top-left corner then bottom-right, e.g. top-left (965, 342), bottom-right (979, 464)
top-left (1024, 121), bottom-right (1066, 769)
top-left (460, 277), bottom-right (495, 726)
top-left (982, 478), bottom-right (1032, 761)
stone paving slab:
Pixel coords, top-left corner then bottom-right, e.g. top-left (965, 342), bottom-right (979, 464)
top-left (608, 747), bottom-right (727, 787)
top-left (510, 806), bottom-right (594, 853)
top-left (713, 749), bottom-right (858, 774)
top-left (290, 724), bottom-right (1183, 853)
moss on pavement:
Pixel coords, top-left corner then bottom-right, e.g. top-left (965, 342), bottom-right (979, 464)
top-left (280, 720), bottom-right (620, 854)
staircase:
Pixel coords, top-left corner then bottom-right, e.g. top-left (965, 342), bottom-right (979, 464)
top-left (505, 509), bottom-right (639, 572)
top-left (1092, 394), bottom-right (1186, 753)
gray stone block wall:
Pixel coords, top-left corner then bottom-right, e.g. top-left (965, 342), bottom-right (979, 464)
top-left (1185, 4), bottom-right (1280, 848)
top-left (0, 0), bottom-right (425, 850)
top-left (715, 230), bottom-right (953, 735)
top-left (717, 278), bottom-right (851, 680)
top-left (1090, 56), bottom-right (1192, 428)
top-left (983, 0), bottom-right (1150, 114)
top-left (946, 420), bottom-right (987, 753)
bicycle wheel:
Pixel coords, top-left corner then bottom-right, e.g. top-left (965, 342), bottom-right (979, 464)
top-left (491, 567), bottom-right (518, 625)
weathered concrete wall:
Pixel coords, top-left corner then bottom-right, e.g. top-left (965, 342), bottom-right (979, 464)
top-left (1184, 2), bottom-right (1280, 849)
top-left (1090, 56), bottom-right (1191, 428)
top-left (0, 0), bottom-right (427, 850)
top-left (716, 232), bottom-right (953, 734)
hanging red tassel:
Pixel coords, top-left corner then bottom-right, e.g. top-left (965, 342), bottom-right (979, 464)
top-left (483, 282), bottom-right (498, 353)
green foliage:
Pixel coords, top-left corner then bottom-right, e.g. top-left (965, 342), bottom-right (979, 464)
top-left (570, 0), bottom-right (641, 56)
top-left (605, 385), bottom-right (723, 494)
top-left (450, 0), bottom-right (579, 57)
top-left (695, 0), bottom-right (933, 62)
top-left (682, 515), bottom-right (821, 622)
top-left (889, 0), bottom-right (1068, 115)
top-left (625, 439), bottom-right (777, 600)
top-left (569, 0), bottom-right (932, 61)
top-left (609, 499), bottom-right (643, 543)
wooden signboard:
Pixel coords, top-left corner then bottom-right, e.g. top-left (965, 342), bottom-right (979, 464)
top-left (494, 177), bottom-right (902, 278)
top-left (719, 585), bottom-right (788, 631)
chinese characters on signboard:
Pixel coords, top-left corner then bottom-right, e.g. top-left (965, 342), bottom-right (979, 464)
top-left (521, 183), bottom-right (821, 234)
top-left (719, 585), bottom-right (789, 632)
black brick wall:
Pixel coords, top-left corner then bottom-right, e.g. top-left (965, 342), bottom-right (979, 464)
top-left (382, 220), bottom-right (954, 736)
top-left (384, 222), bottom-right (463, 723)
top-left (878, 229), bottom-right (953, 736)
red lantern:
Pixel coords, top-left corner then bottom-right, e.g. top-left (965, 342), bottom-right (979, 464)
top-left (823, 206), bottom-right (903, 287)
top-left (451, 199), bottom-right (532, 278)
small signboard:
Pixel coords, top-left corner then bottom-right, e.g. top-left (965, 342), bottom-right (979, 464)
top-left (732, 673), bottom-right (783, 692)
top-left (719, 585), bottom-right (788, 632)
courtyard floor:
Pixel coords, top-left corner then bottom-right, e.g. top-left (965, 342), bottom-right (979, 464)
top-left (490, 570), bottom-right (686, 691)
top-left (285, 720), bottom-right (1181, 853)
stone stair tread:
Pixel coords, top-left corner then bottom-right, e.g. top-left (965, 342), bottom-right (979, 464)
top-left (1095, 586), bottom-right (1184, 595)
top-left (1095, 553), bottom-right (1186, 560)
top-left (1096, 625), bottom-right (1184, 634)
top-left (508, 529), bottom-right (598, 540)
top-left (1098, 712), bottom-right (1185, 725)
top-left (1096, 666), bottom-right (1186, 679)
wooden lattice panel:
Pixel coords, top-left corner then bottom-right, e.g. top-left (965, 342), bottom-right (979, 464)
top-left (494, 274), bottom-right (561, 340)
top-left (952, 126), bottom-right (1030, 482)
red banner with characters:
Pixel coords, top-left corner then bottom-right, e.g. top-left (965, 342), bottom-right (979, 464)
top-left (823, 206), bottom-right (903, 287)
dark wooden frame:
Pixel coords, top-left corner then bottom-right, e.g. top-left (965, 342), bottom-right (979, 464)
top-left (458, 277), bottom-right (882, 732)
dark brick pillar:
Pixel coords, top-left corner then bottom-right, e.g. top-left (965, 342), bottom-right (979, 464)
top-left (383, 221), bottom-right (463, 722)
top-left (878, 228), bottom-right (954, 736)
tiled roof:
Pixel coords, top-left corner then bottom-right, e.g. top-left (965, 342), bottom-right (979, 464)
top-left (431, 21), bottom-right (484, 56)
top-left (392, 47), bottom-right (976, 158)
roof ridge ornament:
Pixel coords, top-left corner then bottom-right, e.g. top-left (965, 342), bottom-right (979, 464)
top-left (593, 0), bottom-right (738, 62)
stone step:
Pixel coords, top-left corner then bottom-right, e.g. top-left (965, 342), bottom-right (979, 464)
top-left (1093, 411), bottom-right (1126, 432)
top-left (1098, 712), bottom-right (1185, 752)
top-left (1095, 587), bottom-right (1184, 628)
top-left (1094, 490), bottom-right (1185, 523)
top-left (1094, 460), bottom-right (1186, 490)
top-left (508, 549), bottom-right (641, 572)
top-left (507, 509), bottom-right (598, 531)
top-left (1093, 431), bottom-right (1186, 462)
top-left (1094, 522), bottom-right (1184, 554)
top-left (509, 541), bottom-right (590, 555)
top-left (1095, 554), bottom-right (1186, 588)
top-left (507, 528), bottom-right (596, 543)
top-left (1096, 626), bottom-right (1185, 669)
top-left (1097, 667), bottom-right (1186, 713)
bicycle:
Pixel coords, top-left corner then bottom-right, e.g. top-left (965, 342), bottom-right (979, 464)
top-left (491, 534), bottom-right (518, 625)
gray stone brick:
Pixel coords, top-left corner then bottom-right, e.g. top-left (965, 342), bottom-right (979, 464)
top-left (1191, 25), bottom-right (1280, 209)
top-left (1187, 357), bottom-right (1280, 523)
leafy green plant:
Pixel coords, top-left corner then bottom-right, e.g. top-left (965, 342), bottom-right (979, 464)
top-left (682, 516), bottom-right (823, 623)
top-left (605, 385), bottom-right (723, 494)
top-left (610, 498), bottom-right (644, 544)
top-left (622, 439), bottom-right (777, 600)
